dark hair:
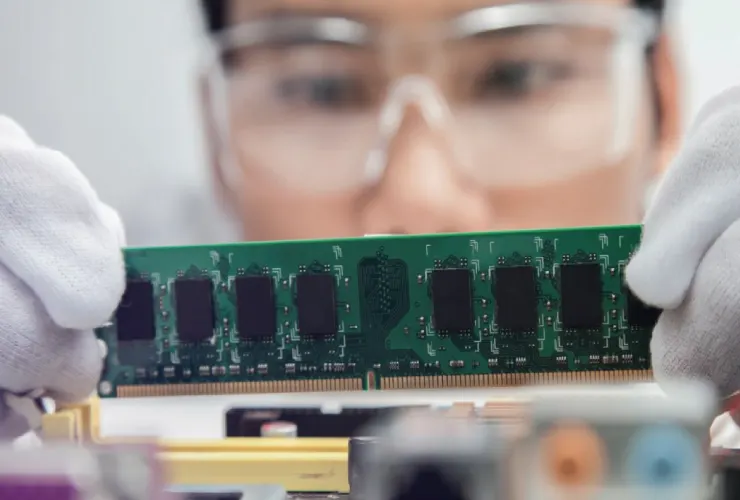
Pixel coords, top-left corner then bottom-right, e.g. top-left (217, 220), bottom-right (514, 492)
top-left (201, 0), bottom-right (665, 33)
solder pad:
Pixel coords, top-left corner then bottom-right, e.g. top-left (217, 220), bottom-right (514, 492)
top-left (96, 225), bottom-right (657, 398)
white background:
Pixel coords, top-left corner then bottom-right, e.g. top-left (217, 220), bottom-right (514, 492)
top-left (1, 0), bottom-right (740, 442)
top-left (0, 0), bottom-right (234, 247)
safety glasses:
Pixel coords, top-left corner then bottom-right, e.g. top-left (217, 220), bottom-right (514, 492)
top-left (202, 2), bottom-right (659, 193)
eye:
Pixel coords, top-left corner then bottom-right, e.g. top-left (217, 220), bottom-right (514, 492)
top-left (276, 75), bottom-right (368, 110)
top-left (475, 60), bottom-right (574, 98)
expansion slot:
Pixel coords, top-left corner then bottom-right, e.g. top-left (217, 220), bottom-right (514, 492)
top-left (96, 225), bottom-right (659, 398)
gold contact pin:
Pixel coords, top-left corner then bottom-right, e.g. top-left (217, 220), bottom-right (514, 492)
top-left (116, 378), bottom-right (364, 398)
top-left (115, 370), bottom-right (652, 397)
top-left (379, 370), bottom-right (653, 390)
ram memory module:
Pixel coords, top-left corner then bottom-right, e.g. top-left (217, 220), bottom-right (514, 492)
top-left (95, 225), bottom-right (660, 398)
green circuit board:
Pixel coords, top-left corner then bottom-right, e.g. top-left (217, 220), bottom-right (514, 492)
top-left (96, 225), bottom-right (659, 398)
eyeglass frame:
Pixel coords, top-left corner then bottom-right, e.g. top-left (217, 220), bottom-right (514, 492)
top-left (199, 2), bottom-right (661, 195)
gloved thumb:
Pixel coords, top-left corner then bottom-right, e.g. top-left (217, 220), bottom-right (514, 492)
top-left (0, 116), bottom-right (35, 148)
top-left (626, 86), bottom-right (740, 309)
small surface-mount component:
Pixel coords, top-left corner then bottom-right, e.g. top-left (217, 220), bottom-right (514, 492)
top-left (115, 279), bottom-right (156, 342)
top-left (431, 268), bottom-right (474, 332)
top-left (560, 263), bottom-right (603, 329)
top-left (296, 274), bottom-right (337, 336)
top-left (175, 277), bottom-right (216, 342)
top-left (494, 266), bottom-right (538, 331)
top-left (235, 275), bottom-right (277, 339)
top-left (260, 421), bottom-right (299, 438)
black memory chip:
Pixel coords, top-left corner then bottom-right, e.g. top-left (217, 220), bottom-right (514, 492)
top-left (174, 277), bottom-right (215, 342)
top-left (235, 275), bottom-right (276, 339)
top-left (494, 266), bottom-right (538, 331)
top-left (431, 269), bottom-right (474, 332)
top-left (626, 288), bottom-right (662, 328)
top-left (560, 263), bottom-right (603, 329)
top-left (115, 279), bottom-right (156, 341)
top-left (296, 274), bottom-right (337, 335)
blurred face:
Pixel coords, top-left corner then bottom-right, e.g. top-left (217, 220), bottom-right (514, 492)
top-left (203, 0), bottom-right (679, 241)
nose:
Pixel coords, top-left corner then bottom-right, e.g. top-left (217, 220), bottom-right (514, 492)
top-left (359, 84), bottom-right (493, 235)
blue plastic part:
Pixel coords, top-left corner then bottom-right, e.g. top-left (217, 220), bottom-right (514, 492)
top-left (624, 424), bottom-right (702, 488)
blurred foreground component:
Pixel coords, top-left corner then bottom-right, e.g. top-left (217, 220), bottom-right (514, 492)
top-left (0, 442), bottom-right (172, 499)
top-left (351, 382), bottom-right (717, 500)
top-left (168, 485), bottom-right (283, 499)
top-left (712, 448), bottom-right (740, 500)
top-left (354, 409), bottom-right (505, 500)
top-left (40, 383), bottom-right (730, 498)
top-left (519, 381), bottom-right (716, 500)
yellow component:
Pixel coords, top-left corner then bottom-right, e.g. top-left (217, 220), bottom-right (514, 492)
top-left (160, 450), bottom-right (347, 490)
top-left (379, 369), bottom-right (653, 389)
top-left (115, 378), bottom-right (364, 398)
top-left (40, 409), bottom-right (78, 441)
top-left (42, 398), bottom-right (101, 442)
top-left (41, 372), bottom-right (652, 492)
top-left (42, 398), bottom-right (351, 492)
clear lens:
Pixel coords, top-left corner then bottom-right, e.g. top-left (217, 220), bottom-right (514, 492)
top-left (447, 26), bottom-right (642, 187)
top-left (224, 44), bottom-right (381, 192)
top-left (209, 4), bottom-right (655, 193)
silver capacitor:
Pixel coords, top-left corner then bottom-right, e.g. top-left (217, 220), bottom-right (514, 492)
top-left (260, 421), bottom-right (298, 438)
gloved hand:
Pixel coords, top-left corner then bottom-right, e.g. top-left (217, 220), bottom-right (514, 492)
top-left (0, 116), bottom-right (125, 438)
top-left (626, 86), bottom-right (740, 398)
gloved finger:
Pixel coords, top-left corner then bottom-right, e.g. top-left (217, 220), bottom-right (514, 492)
top-left (686, 86), bottom-right (740, 139)
top-left (99, 201), bottom-right (127, 247)
top-left (0, 115), bottom-right (35, 148)
top-left (0, 264), bottom-right (103, 404)
top-left (0, 118), bottom-right (125, 330)
top-left (41, 329), bottom-right (103, 404)
top-left (0, 395), bottom-right (36, 440)
top-left (649, 218), bottom-right (740, 398)
top-left (626, 86), bottom-right (740, 309)
top-left (0, 327), bottom-right (102, 407)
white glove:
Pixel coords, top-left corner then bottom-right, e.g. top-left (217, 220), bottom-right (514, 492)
top-left (626, 86), bottom-right (740, 398)
top-left (0, 116), bottom-right (125, 438)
